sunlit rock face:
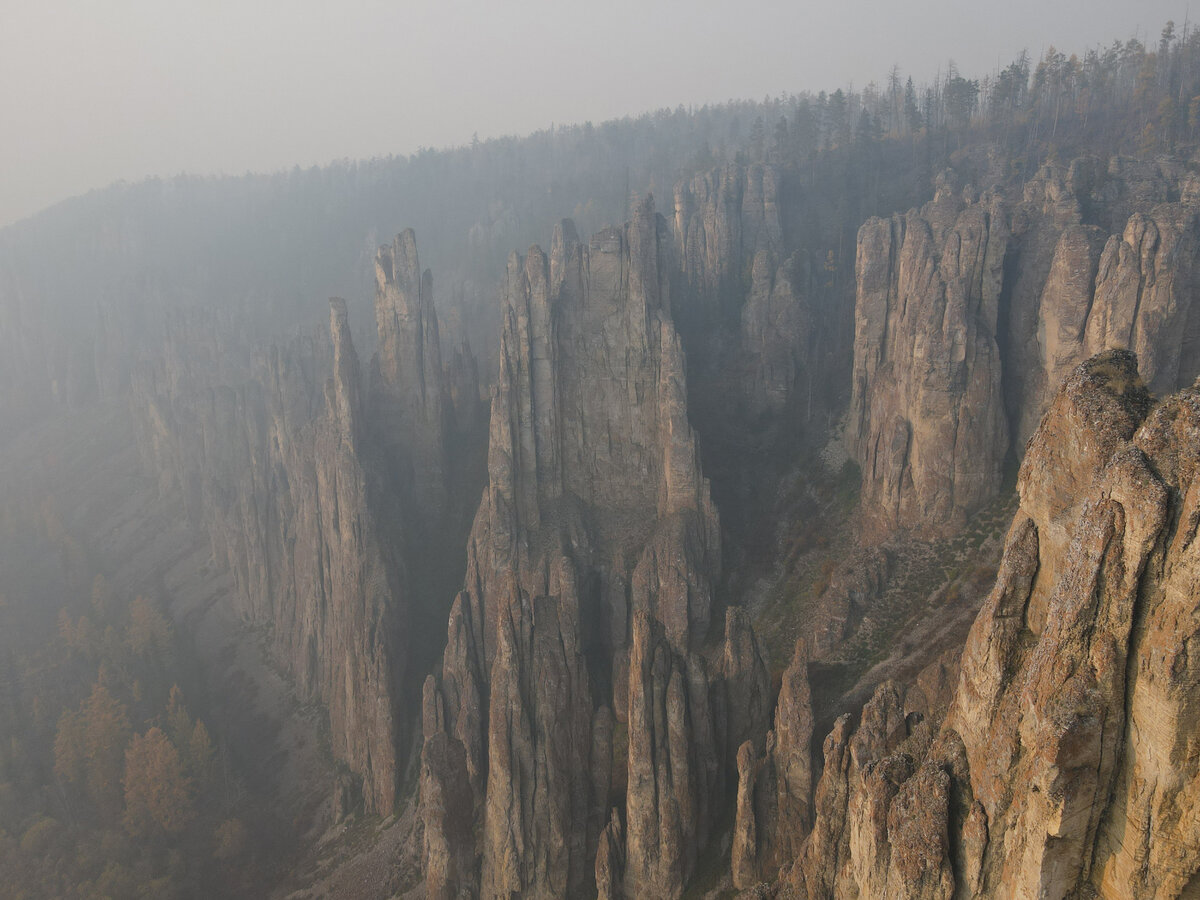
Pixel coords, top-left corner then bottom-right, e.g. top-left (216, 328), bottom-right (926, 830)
top-left (848, 186), bottom-right (1010, 539)
top-left (770, 352), bottom-right (1200, 899)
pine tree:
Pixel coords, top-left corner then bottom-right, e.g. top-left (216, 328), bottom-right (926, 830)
top-left (904, 77), bottom-right (922, 133)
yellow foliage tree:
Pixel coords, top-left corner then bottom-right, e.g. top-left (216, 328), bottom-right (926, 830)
top-left (123, 726), bottom-right (194, 837)
top-left (188, 720), bottom-right (216, 789)
top-left (127, 596), bottom-right (171, 659)
top-left (165, 685), bottom-right (191, 746)
top-left (55, 682), bottom-right (131, 819)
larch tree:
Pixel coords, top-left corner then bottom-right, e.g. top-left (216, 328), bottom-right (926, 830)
top-left (123, 726), bottom-right (194, 837)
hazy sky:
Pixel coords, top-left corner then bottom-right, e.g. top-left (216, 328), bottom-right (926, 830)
top-left (1, 0), bottom-right (1190, 227)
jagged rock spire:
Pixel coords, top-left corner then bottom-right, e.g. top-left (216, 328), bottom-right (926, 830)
top-left (372, 228), bottom-right (450, 518)
top-left (328, 297), bottom-right (361, 445)
top-left (420, 198), bottom-right (745, 899)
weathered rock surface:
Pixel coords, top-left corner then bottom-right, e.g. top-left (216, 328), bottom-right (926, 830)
top-left (740, 249), bottom-right (813, 418)
top-left (671, 162), bottom-right (822, 426)
top-left (420, 199), bottom-right (751, 899)
top-left (68, 144), bottom-right (1200, 899)
top-left (947, 349), bottom-right (1195, 898)
top-left (1001, 160), bottom-right (1096, 445)
top-left (372, 229), bottom-right (452, 519)
top-left (133, 300), bottom-right (407, 813)
top-left (1006, 161), bottom-right (1200, 443)
top-left (673, 163), bottom-right (783, 314)
top-left (731, 637), bottom-right (813, 889)
top-left (1083, 204), bottom-right (1200, 394)
top-left (625, 610), bottom-right (719, 897)
top-left (849, 159), bottom-right (1200, 541)
top-left (760, 352), bottom-right (1200, 898)
top-left (849, 187), bottom-right (1009, 538)
top-left (595, 808), bottom-right (626, 900)
top-left (130, 232), bottom-right (475, 816)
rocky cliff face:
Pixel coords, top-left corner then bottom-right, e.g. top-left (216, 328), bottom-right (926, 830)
top-left (134, 299), bottom-right (408, 813)
top-left (372, 230), bottom-right (452, 519)
top-left (850, 160), bottom-right (1200, 540)
top-left (1083, 203), bottom-right (1200, 394)
top-left (671, 163), bottom-right (818, 423)
top-left (848, 184), bottom-right (1010, 539)
top-left (416, 159), bottom-right (1200, 898)
top-left (1005, 158), bottom-right (1200, 445)
top-left (131, 232), bottom-right (479, 816)
top-left (673, 162), bottom-right (783, 316)
top-left (419, 198), bottom-right (770, 898)
top-left (946, 349), bottom-right (1198, 898)
top-left (740, 249), bottom-right (813, 418)
top-left (731, 637), bottom-right (813, 890)
top-left (739, 351), bottom-right (1200, 898)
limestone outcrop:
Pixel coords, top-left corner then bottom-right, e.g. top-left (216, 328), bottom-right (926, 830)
top-left (419, 198), bottom-right (767, 899)
top-left (848, 187), bottom-right (1009, 538)
top-left (731, 637), bottom-right (813, 890)
top-left (372, 229), bottom-right (452, 519)
top-left (671, 163), bottom-right (819, 424)
top-left (756, 352), bottom-right (1200, 898)
top-left (133, 299), bottom-right (408, 813)
top-left (740, 249), bottom-right (813, 417)
top-left (946, 349), bottom-right (1194, 898)
top-left (673, 163), bottom-right (783, 315)
top-left (130, 232), bottom-right (475, 816)
top-left (624, 610), bottom-right (720, 897)
top-left (1083, 204), bottom-right (1200, 394)
top-left (1007, 161), bottom-right (1200, 443)
top-left (849, 160), bottom-right (1200, 540)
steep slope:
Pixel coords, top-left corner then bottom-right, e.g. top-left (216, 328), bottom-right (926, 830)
top-left (948, 350), bottom-right (1196, 898)
top-left (848, 183), bottom-right (1009, 539)
top-left (130, 232), bottom-right (477, 815)
top-left (419, 197), bottom-right (770, 899)
top-left (133, 299), bottom-right (408, 813)
top-left (849, 160), bottom-right (1200, 542)
top-left (740, 351), bottom-right (1200, 898)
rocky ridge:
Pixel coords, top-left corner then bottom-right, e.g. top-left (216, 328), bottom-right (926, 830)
top-left (672, 162), bottom-right (817, 423)
top-left (131, 232), bottom-right (480, 815)
top-left (730, 351), bottom-right (1200, 898)
top-left (34, 150), bottom-right (1200, 897)
top-left (850, 160), bottom-right (1200, 541)
top-left (418, 197), bottom-right (773, 899)
top-left (410, 157), bottom-right (1200, 897)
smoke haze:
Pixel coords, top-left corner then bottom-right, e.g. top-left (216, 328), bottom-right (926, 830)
top-left (1, 0), bottom-right (1188, 226)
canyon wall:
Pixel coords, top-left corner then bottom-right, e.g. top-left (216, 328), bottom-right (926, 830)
top-left (850, 160), bottom-right (1200, 539)
top-left (734, 351), bottom-right (1200, 897)
top-left (131, 232), bottom-right (480, 815)
top-left (419, 198), bottom-right (772, 899)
